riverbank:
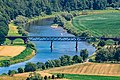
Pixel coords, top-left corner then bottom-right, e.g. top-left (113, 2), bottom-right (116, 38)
top-left (0, 48), bottom-right (35, 67)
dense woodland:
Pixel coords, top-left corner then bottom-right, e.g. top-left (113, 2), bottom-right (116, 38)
top-left (0, 0), bottom-right (120, 44)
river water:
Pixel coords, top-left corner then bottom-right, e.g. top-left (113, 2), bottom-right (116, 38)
top-left (0, 19), bottom-right (95, 74)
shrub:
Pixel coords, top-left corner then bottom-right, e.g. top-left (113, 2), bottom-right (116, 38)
top-left (98, 40), bottom-right (106, 47)
top-left (24, 62), bottom-right (37, 72)
top-left (52, 75), bottom-right (55, 79)
top-left (8, 70), bottom-right (17, 76)
top-left (18, 67), bottom-right (24, 73)
top-left (64, 14), bottom-right (73, 21)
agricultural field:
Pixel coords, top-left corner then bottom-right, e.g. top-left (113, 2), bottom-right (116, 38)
top-left (0, 46), bottom-right (25, 57)
top-left (64, 74), bottom-right (120, 80)
top-left (72, 12), bottom-right (120, 37)
top-left (43, 62), bottom-right (120, 76)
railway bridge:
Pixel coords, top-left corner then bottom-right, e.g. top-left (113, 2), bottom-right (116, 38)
top-left (5, 36), bottom-right (120, 52)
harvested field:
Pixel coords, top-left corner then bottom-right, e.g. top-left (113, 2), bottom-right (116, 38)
top-left (43, 62), bottom-right (120, 76)
top-left (0, 46), bottom-right (26, 57)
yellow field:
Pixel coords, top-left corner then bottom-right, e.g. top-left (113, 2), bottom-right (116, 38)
top-left (0, 46), bottom-right (25, 57)
top-left (43, 62), bottom-right (120, 76)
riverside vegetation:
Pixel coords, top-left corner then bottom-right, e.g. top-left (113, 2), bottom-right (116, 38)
top-left (1, 0), bottom-right (120, 79)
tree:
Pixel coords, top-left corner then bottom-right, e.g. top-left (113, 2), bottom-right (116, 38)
top-left (36, 62), bottom-right (45, 69)
top-left (95, 48), bottom-right (110, 62)
top-left (8, 70), bottom-right (17, 76)
top-left (80, 49), bottom-right (89, 61)
top-left (98, 40), bottom-right (106, 47)
top-left (18, 67), bottom-right (24, 73)
top-left (24, 62), bottom-right (37, 72)
top-left (59, 55), bottom-right (71, 66)
top-left (114, 48), bottom-right (120, 61)
top-left (44, 75), bottom-right (48, 80)
top-left (26, 72), bottom-right (42, 80)
top-left (45, 7), bottom-right (52, 15)
top-left (64, 14), bottom-right (73, 21)
top-left (54, 59), bottom-right (61, 67)
top-left (72, 55), bottom-right (83, 63)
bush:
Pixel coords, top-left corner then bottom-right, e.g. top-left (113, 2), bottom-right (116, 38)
top-left (24, 62), bottom-right (37, 72)
top-left (98, 40), bottom-right (106, 47)
top-left (26, 42), bottom-right (36, 51)
top-left (14, 15), bottom-right (28, 26)
top-left (8, 70), bottom-right (17, 76)
top-left (44, 75), bottom-right (48, 80)
top-left (56, 73), bottom-right (64, 79)
top-left (1, 60), bottom-right (10, 67)
top-left (26, 72), bottom-right (42, 80)
top-left (52, 75), bottom-right (55, 79)
top-left (64, 14), bottom-right (73, 21)
top-left (18, 67), bottom-right (24, 73)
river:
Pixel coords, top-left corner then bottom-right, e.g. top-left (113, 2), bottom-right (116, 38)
top-left (0, 18), bottom-right (96, 74)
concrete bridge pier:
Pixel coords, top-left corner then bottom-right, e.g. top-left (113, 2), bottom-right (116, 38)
top-left (75, 41), bottom-right (78, 52)
top-left (50, 41), bottom-right (53, 52)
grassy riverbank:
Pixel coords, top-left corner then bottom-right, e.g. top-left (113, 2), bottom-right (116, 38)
top-left (0, 48), bottom-right (35, 67)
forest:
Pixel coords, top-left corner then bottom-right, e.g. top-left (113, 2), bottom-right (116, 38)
top-left (0, 0), bottom-right (120, 44)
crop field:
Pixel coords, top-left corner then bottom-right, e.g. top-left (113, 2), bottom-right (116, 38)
top-left (0, 46), bottom-right (25, 57)
top-left (64, 74), bottom-right (120, 80)
top-left (72, 12), bottom-right (120, 37)
top-left (44, 62), bottom-right (120, 76)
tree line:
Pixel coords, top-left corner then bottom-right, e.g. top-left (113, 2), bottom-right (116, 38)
top-left (0, 0), bottom-right (120, 44)
top-left (1, 49), bottom-right (88, 76)
top-left (95, 46), bottom-right (120, 63)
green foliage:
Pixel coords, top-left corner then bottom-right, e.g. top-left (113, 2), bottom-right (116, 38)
top-left (18, 67), bottom-right (24, 73)
top-left (53, 15), bottom-right (64, 27)
top-left (64, 14), bottom-right (73, 21)
top-left (44, 75), bottom-right (48, 80)
top-left (36, 62), bottom-right (45, 70)
top-left (56, 73), bottom-right (64, 79)
top-left (59, 55), bottom-right (71, 66)
top-left (95, 46), bottom-right (120, 62)
top-left (26, 42), bottom-right (36, 51)
top-left (8, 70), bottom-right (17, 76)
top-left (98, 40), bottom-right (106, 47)
top-left (24, 62), bottom-right (37, 72)
top-left (95, 48), bottom-right (110, 62)
top-left (14, 15), bottom-right (28, 26)
top-left (11, 48), bottom-right (33, 60)
top-left (72, 55), bottom-right (83, 63)
top-left (80, 49), bottom-right (89, 61)
top-left (0, 60), bottom-right (10, 67)
top-left (26, 72), bottom-right (42, 80)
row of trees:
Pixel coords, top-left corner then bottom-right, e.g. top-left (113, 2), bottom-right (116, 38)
top-left (26, 72), bottom-right (64, 80)
top-left (4, 49), bottom-right (88, 76)
top-left (95, 46), bottom-right (120, 62)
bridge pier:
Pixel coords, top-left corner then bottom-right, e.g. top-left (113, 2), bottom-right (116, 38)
top-left (75, 41), bottom-right (78, 52)
top-left (11, 40), bottom-right (14, 44)
top-left (50, 41), bottom-right (53, 52)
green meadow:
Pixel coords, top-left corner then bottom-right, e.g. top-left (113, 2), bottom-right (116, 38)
top-left (72, 12), bottom-right (120, 37)
top-left (64, 74), bottom-right (120, 80)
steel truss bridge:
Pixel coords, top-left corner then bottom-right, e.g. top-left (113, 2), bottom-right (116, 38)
top-left (5, 36), bottom-right (120, 52)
